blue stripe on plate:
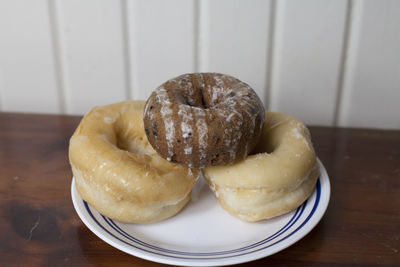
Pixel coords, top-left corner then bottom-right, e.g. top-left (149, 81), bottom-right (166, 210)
top-left (220, 178), bottom-right (322, 259)
top-left (102, 201), bottom-right (304, 256)
top-left (83, 178), bottom-right (321, 260)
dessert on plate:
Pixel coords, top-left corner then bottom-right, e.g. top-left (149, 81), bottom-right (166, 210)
top-left (69, 72), bottom-right (319, 223)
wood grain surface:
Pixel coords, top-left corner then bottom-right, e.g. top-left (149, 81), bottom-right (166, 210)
top-left (0, 112), bottom-right (399, 266)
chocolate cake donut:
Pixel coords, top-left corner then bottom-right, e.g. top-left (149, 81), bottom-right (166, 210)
top-left (143, 73), bottom-right (265, 168)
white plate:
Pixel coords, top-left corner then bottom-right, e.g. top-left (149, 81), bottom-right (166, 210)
top-left (71, 159), bottom-right (330, 266)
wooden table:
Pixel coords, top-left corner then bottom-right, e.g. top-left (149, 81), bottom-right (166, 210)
top-left (1, 112), bottom-right (399, 266)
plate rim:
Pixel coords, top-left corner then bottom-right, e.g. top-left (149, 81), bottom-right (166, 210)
top-left (71, 158), bottom-right (330, 266)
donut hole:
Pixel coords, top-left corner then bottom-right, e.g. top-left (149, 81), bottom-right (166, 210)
top-left (176, 89), bottom-right (211, 109)
top-left (115, 129), bottom-right (154, 156)
top-left (249, 142), bottom-right (275, 155)
top-left (249, 116), bottom-right (289, 155)
top-left (249, 130), bottom-right (276, 155)
top-left (113, 116), bottom-right (155, 156)
top-left (171, 74), bottom-right (244, 110)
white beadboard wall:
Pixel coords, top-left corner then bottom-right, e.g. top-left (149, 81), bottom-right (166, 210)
top-left (0, 0), bottom-right (399, 129)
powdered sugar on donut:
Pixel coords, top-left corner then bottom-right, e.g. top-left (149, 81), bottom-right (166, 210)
top-left (290, 121), bottom-right (311, 151)
top-left (157, 88), bottom-right (175, 159)
top-left (178, 106), bottom-right (194, 162)
top-left (195, 108), bottom-right (208, 161)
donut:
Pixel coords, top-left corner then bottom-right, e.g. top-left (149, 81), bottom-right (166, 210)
top-left (69, 101), bottom-right (199, 223)
top-left (203, 111), bottom-right (319, 222)
top-left (143, 73), bottom-right (265, 168)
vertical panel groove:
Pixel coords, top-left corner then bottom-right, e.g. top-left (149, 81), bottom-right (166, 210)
top-left (48, 0), bottom-right (66, 113)
top-left (121, 0), bottom-right (132, 100)
top-left (193, 0), bottom-right (200, 73)
top-left (336, 0), bottom-right (363, 126)
top-left (197, 0), bottom-right (208, 72)
top-left (264, 0), bottom-right (277, 110)
top-left (127, 1), bottom-right (140, 100)
top-left (267, 0), bottom-right (284, 112)
top-left (333, 0), bottom-right (353, 126)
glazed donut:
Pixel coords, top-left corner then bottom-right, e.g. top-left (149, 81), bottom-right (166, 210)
top-left (203, 111), bottom-right (319, 222)
top-left (69, 101), bottom-right (199, 223)
top-left (143, 73), bottom-right (265, 168)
